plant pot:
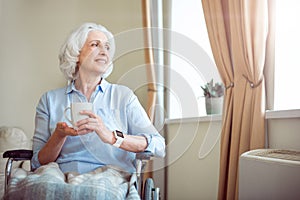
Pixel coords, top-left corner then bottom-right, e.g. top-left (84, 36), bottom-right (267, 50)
top-left (205, 96), bottom-right (223, 115)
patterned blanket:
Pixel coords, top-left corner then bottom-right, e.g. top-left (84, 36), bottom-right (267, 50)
top-left (3, 162), bottom-right (140, 200)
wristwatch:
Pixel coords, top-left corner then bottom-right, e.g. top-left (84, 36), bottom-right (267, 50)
top-left (113, 130), bottom-right (124, 148)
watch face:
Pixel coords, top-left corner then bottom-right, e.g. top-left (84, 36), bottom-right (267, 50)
top-left (116, 130), bottom-right (124, 138)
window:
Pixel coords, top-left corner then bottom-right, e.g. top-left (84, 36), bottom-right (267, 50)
top-left (168, 0), bottom-right (300, 120)
top-left (168, 0), bottom-right (221, 119)
top-left (274, 0), bottom-right (300, 110)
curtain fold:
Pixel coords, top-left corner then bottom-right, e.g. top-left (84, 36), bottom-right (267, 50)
top-left (141, 0), bottom-right (165, 183)
top-left (141, 0), bottom-right (156, 181)
top-left (202, 0), bottom-right (269, 199)
top-left (142, 0), bottom-right (157, 123)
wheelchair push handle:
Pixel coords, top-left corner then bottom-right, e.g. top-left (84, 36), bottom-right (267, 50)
top-left (3, 149), bottom-right (33, 161)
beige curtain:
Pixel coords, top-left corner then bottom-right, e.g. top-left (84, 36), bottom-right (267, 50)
top-left (141, 0), bottom-right (157, 180)
top-left (142, 0), bottom-right (157, 123)
top-left (202, 0), bottom-right (270, 199)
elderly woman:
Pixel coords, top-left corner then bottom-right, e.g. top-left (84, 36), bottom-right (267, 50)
top-left (31, 22), bottom-right (165, 174)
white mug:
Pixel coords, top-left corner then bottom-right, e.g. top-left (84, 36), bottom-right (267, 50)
top-left (64, 102), bottom-right (93, 127)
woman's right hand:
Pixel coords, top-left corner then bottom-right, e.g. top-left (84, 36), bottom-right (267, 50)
top-left (38, 122), bottom-right (77, 165)
top-left (55, 122), bottom-right (78, 138)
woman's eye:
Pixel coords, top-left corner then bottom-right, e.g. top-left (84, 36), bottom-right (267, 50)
top-left (91, 43), bottom-right (99, 47)
top-left (90, 42), bottom-right (110, 51)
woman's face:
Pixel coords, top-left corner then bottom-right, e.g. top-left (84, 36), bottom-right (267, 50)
top-left (77, 30), bottom-right (111, 78)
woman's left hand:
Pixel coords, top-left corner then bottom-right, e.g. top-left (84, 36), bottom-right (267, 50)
top-left (75, 110), bottom-right (114, 144)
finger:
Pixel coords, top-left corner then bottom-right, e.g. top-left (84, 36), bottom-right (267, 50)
top-left (56, 122), bottom-right (68, 130)
top-left (75, 117), bottom-right (91, 127)
top-left (80, 110), bottom-right (96, 118)
top-left (77, 129), bottom-right (92, 135)
top-left (77, 122), bottom-right (92, 131)
top-left (76, 123), bottom-right (93, 134)
top-left (56, 123), bottom-right (77, 137)
top-left (77, 117), bottom-right (100, 128)
top-left (65, 127), bottom-right (78, 135)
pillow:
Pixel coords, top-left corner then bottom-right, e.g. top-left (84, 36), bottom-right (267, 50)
top-left (0, 126), bottom-right (31, 197)
top-left (0, 126), bottom-right (30, 152)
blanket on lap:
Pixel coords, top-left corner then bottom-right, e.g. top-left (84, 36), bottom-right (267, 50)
top-left (3, 162), bottom-right (140, 200)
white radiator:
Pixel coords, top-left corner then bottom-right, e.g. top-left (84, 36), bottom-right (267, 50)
top-left (239, 149), bottom-right (300, 200)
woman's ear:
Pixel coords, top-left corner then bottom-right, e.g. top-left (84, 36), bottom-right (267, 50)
top-left (72, 65), bottom-right (79, 78)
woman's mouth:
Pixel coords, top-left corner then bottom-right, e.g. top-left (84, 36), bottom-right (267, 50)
top-left (95, 58), bottom-right (107, 64)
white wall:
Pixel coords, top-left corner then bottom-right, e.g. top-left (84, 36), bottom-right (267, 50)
top-left (267, 117), bottom-right (300, 151)
top-left (166, 120), bottom-right (221, 200)
top-left (0, 0), bottom-right (146, 138)
top-left (165, 116), bottom-right (300, 199)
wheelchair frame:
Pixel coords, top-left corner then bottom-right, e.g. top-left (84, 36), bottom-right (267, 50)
top-left (3, 149), bottom-right (160, 200)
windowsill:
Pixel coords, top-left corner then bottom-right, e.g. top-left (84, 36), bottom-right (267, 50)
top-left (265, 109), bottom-right (300, 119)
top-left (165, 109), bottom-right (300, 124)
top-left (165, 114), bottom-right (222, 124)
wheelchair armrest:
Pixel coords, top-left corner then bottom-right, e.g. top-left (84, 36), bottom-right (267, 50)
top-left (136, 151), bottom-right (154, 160)
top-left (3, 149), bottom-right (33, 192)
top-left (135, 151), bottom-right (154, 196)
top-left (3, 149), bottom-right (33, 161)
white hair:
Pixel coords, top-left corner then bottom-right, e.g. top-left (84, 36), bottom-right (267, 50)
top-left (58, 22), bottom-right (115, 81)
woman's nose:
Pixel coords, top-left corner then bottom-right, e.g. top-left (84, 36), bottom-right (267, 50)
top-left (98, 45), bottom-right (108, 55)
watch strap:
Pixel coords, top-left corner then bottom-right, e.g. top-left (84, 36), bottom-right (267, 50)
top-left (113, 130), bottom-right (124, 148)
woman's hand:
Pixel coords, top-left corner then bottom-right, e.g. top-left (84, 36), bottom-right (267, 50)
top-left (75, 110), bottom-right (114, 144)
top-left (38, 122), bottom-right (77, 165)
top-left (74, 111), bottom-right (148, 153)
top-left (55, 122), bottom-right (78, 138)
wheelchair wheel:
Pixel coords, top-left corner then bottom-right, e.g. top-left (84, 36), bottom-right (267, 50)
top-left (143, 178), bottom-right (154, 200)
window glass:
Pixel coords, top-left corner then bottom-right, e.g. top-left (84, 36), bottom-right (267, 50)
top-left (274, 0), bottom-right (300, 110)
top-left (169, 0), bottom-right (221, 119)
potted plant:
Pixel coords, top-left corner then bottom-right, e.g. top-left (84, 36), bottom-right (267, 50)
top-left (201, 79), bottom-right (224, 114)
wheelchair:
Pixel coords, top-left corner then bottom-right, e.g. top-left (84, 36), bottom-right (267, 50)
top-left (3, 149), bottom-right (160, 200)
